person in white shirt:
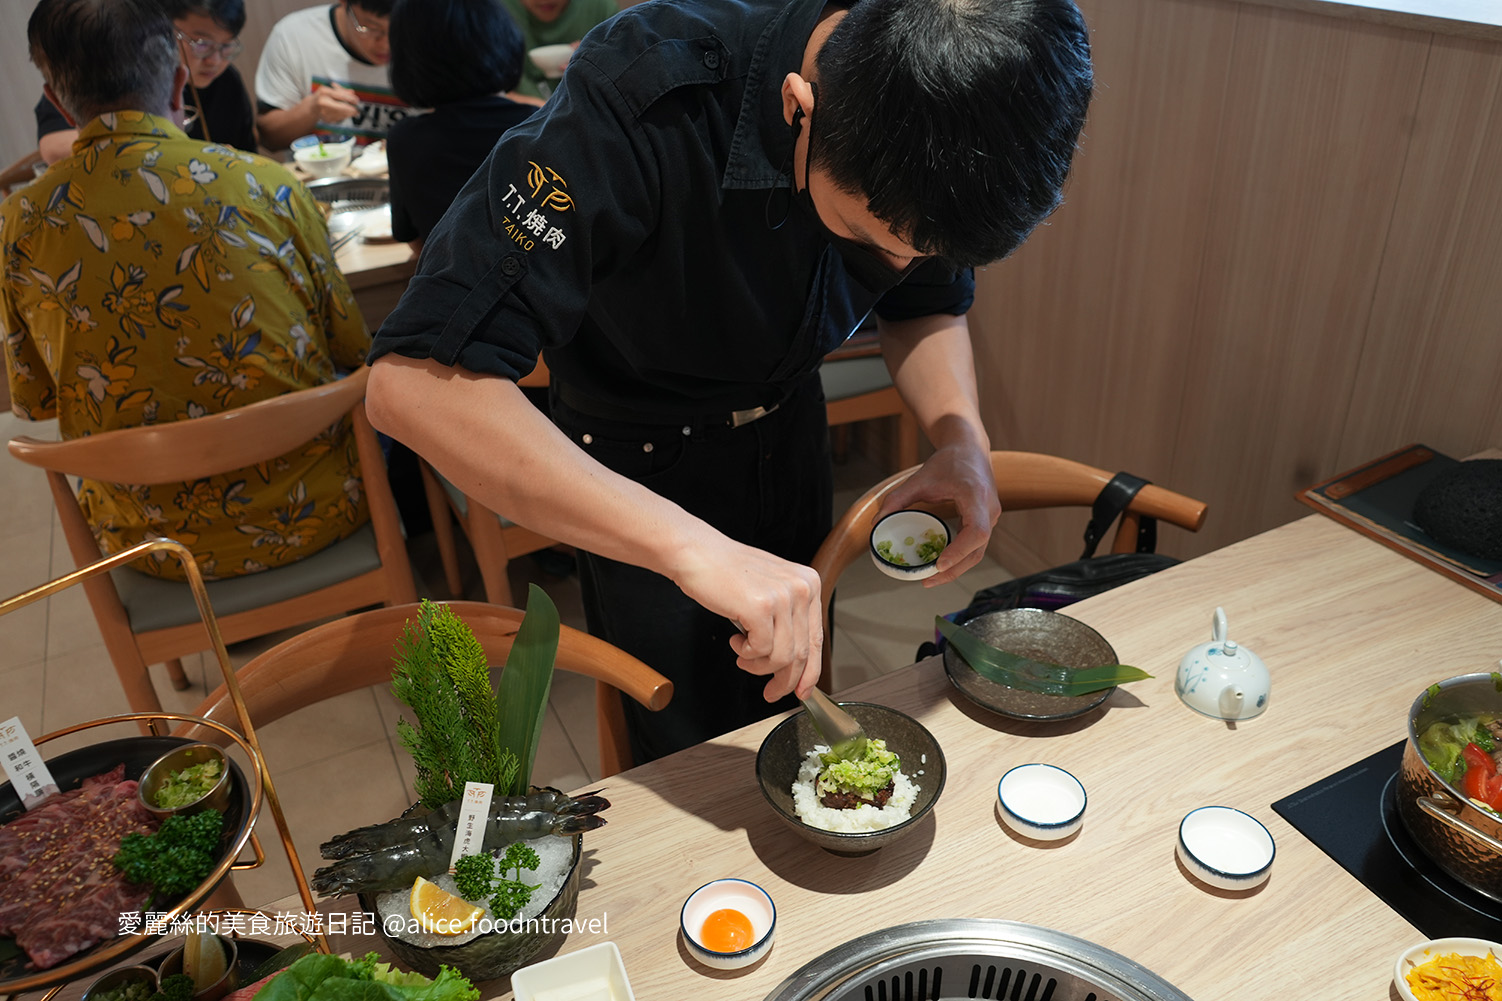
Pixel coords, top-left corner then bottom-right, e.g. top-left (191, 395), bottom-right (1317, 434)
top-left (255, 0), bottom-right (410, 150)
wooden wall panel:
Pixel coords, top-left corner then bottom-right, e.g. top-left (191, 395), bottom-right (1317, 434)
top-left (1165, 6), bottom-right (1428, 550)
top-left (973, 0), bottom-right (1238, 572)
top-left (1338, 34), bottom-right (1502, 467)
top-left (1, 3), bottom-right (43, 172)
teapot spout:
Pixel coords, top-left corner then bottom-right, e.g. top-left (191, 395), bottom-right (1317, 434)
top-left (1218, 685), bottom-right (1244, 719)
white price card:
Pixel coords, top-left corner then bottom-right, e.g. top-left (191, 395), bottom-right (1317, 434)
top-left (449, 780), bottom-right (494, 871)
top-left (0, 716), bottom-right (59, 810)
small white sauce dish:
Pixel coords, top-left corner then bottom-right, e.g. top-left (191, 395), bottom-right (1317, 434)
top-left (997, 763), bottom-right (1086, 841)
top-left (290, 135), bottom-right (355, 178)
top-left (1176, 805), bottom-right (1275, 890)
top-left (511, 941), bottom-right (636, 1001)
top-left (1393, 937), bottom-right (1502, 1001)
top-left (680, 878), bottom-right (776, 971)
top-left (869, 510), bottom-right (951, 581)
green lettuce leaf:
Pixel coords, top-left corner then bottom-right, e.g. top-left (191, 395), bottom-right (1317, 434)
top-left (252, 953), bottom-right (478, 1001)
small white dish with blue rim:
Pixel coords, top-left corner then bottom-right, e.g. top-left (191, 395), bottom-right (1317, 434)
top-left (997, 763), bottom-right (1086, 841)
top-left (1176, 805), bottom-right (1274, 890)
top-left (870, 510), bottom-right (950, 581)
top-left (680, 878), bottom-right (776, 971)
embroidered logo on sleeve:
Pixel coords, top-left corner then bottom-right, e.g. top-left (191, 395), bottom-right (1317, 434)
top-left (500, 162), bottom-right (572, 252)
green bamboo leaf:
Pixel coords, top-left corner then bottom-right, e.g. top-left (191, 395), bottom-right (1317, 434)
top-left (496, 584), bottom-right (559, 796)
top-left (936, 616), bottom-right (1151, 696)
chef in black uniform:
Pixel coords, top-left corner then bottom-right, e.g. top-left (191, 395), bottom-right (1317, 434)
top-left (366, 0), bottom-right (1094, 763)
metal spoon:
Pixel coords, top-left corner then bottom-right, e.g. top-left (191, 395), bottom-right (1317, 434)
top-left (802, 685), bottom-right (870, 762)
top-left (731, 617), bottom-right (870, 760)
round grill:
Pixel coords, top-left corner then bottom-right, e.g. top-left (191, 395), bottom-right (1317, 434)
top-left (763, 920), bottom-right (1194, 1001)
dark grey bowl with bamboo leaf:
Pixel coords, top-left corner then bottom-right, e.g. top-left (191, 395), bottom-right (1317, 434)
top-left (938, 608), bottom-right (1150, 721)
top-left (310, 588), bottom-right (606, 983)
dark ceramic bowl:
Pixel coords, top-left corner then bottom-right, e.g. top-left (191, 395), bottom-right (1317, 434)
top-left (756, 702), bottom-right (945, 855)
top-left (357, 799), bottom-right (583, 983)
top-left (943, 608), bottom-right (1118, 721)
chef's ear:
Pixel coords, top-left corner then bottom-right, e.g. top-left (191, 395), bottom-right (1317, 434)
top-left (780, 72), bottom-right (815, 129)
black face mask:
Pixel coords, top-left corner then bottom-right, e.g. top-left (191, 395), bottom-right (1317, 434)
top-left (790, 88), bottom-right (922, 295)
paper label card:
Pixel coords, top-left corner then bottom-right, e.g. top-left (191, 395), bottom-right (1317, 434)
top-left (0, 716), bottom-right (59, 810)
top-left (449, 780), bottom-right (494, 870)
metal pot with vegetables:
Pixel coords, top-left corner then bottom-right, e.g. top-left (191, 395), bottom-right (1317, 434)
top-left (1400, 672), bottom-right (1502, 901)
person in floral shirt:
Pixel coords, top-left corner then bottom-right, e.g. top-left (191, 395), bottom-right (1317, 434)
top-left (2, 0), bottom-right (372, 581)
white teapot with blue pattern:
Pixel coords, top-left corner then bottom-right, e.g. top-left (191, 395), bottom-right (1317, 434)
top-left (1175, 607), bottom-right (1270, 721)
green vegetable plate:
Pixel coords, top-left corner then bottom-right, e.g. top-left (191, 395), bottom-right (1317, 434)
top-left (0, 735), bottom-right (255, 995)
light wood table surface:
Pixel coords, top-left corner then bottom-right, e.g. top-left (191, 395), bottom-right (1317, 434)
top-left (265, 510), bottom-right (1501, 999)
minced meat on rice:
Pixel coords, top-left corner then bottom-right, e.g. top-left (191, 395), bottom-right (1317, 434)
top-left (791, 744), bottom-right (919, 833)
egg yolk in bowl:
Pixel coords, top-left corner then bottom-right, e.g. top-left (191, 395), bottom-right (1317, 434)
top-left (700, 908), bottom-right (754, 952)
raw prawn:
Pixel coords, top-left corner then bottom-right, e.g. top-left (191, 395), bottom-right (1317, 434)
top-left (310, 789), bottom-right (608, 896)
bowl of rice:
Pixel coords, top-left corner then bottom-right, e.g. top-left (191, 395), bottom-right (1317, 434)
top-left (755, 702), bottom-right (945, 855)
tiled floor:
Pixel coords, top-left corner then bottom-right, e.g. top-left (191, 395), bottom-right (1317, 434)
top-left (0, 409), bottom-right (1006, 906)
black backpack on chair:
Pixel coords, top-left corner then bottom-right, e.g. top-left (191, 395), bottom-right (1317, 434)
top-left (919, 472), bottom-right (1179, 658)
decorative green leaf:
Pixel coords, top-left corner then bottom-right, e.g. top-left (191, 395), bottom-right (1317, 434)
top-left (935, 616), bottom-right (1151, 696)
top-left (496, 584), bottom-right (559, 796)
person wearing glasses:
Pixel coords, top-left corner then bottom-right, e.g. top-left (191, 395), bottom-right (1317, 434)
top-left (365, 0), bottom-right (1093, 763)
top-left (255, 0), bottom-right (410, 151)
top-left (34, 0), bottom-right (255, 163)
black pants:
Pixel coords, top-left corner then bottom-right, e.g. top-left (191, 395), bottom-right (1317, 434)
top-left (549, 377), bottom-right (833, 764)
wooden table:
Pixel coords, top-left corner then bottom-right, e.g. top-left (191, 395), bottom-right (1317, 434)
top-left (277, 511), bottom-right (1502, 999)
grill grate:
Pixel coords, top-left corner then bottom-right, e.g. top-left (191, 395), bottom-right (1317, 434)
top-left (764, 920), bottom-right (1193, 1001)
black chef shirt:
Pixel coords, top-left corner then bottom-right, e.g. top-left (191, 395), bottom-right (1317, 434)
top-left (369, 0), bottom-right (975, 421)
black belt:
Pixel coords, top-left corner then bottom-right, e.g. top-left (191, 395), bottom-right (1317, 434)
top-left (553, 381), bottom-right (786, 429)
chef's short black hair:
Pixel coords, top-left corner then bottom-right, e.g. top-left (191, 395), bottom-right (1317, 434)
top-left (814, 0), bottom-right (1093, 268)
top-left (160, 0), bottom-right (245, 35)
top-left (29, 0), bottom-right (178, 125)
top-left (389, 0), bottom-right (523, 108)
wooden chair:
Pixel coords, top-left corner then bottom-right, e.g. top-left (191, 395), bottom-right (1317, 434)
top-left (180, 600), bottom-right (673, 779)
top-left (821, 336), bottom-right (920, 471)
top-left (422, 359), bottom-right (557, 606)
top-left (810, 450), bottom-right (1209, 688)
top-left (7, 366), bottom-right (418, 716)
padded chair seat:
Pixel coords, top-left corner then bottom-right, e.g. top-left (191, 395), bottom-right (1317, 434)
top-left (114, 522), bottom-right (384, 633)
top-left (820, 355), bottom-right (893, 402)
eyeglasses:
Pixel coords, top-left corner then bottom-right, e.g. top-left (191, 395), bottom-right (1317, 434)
top-left (175, 31), bottom-right (242, 60)
top-left (345, 3), bottom-right (389, 41)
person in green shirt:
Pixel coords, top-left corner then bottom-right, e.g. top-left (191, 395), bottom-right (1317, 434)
top-left (501, 0), bottom-right (618, 101)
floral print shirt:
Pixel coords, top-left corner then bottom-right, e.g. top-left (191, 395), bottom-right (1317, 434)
top-left (0, 112), bottom-right (372, 580)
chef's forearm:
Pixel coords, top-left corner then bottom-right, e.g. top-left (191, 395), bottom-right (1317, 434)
top-left (876, 312), bottom-right (991, 456)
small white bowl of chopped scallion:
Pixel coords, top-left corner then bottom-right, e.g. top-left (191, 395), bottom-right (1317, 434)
top-left (870, 510), bottom-right (951, 581)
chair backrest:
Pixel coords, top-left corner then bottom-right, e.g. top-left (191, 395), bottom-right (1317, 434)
top-left (8, 367), bottom-right (370, 484)
top-left (180, 600), bottom-right (673, 779)
top-left (6, 365), bottom-right (415, 717)
top-left (811, 450), bottom-right (1208, 683)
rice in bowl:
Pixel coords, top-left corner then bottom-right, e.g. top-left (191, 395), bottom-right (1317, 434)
top-left (792, 744), bottom-right (920, 833)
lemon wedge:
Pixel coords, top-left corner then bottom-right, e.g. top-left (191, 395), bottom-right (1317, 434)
top-left (409, 876), bottom-right (484, 935)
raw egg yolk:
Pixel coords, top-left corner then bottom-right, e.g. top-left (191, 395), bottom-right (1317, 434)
top-left (700, 907), bottom-right (754, 952)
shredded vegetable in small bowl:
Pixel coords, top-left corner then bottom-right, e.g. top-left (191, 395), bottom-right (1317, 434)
top-left (1394, 937), bottom-right (1502, 1001)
